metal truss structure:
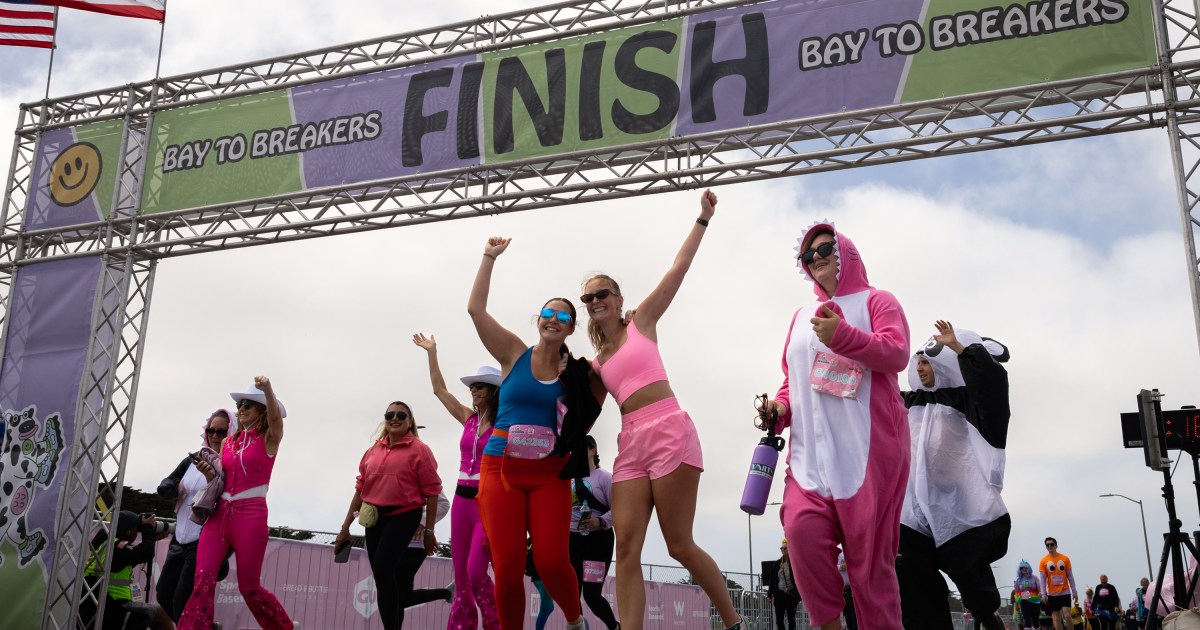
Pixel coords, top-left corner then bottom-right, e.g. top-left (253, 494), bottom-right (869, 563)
top-left (1, 0), bottom-right (1198, 627)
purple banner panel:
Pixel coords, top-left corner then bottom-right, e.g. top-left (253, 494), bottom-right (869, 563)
top-left (292, 52), bottom-right (484, 187)
top-left (0, 256), bottom-right (103, 628)
top-left (141, 536), bottom-right (710, 628)
top-left (25, 127), bottom-right (106, 231)
top-left (676, 0), bottom-right (924, 136)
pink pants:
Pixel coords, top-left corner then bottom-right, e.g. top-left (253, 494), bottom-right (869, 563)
top-left (448, 488), bottom-right (500, 630)
top-left (781, 475), bottom-right (904, 629)
top-left (177, 497), bottom-right (292, 630)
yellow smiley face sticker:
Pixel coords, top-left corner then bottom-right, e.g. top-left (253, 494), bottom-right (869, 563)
top-left (49, 142), bottom-right (102, 207)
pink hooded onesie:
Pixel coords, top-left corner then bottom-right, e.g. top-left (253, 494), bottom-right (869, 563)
top-left (772, 222), bottom-right (910, 628)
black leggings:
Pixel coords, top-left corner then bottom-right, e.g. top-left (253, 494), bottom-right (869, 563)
top-left (156, 538), bottom-right (197, 621)
top-left (569, 528), bottom-right (618, 629)
top-left (365, 508), bottom-right (424, 629)
top-left (399, 546), bottom-right (451, 608)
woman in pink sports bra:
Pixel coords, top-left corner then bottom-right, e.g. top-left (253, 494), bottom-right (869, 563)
top-left (583, 189), bottom-right (741, 630)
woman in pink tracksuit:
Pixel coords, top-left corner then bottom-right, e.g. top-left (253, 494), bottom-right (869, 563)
top-left (758, 222), bottom-right (910, 630)
top-left (413, 333), bottom-right (501, 630)
top-left (177, 376), bottom-right (294, 630)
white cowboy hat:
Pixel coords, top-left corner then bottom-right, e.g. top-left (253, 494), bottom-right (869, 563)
top-left (459, 366), bottom-right (501, 388)
top-left (229, 383), bottom-right (288, 418)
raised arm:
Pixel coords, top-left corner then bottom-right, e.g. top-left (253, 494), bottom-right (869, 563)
top-left (632, 190), bottom-right (717, 331)
top-left (256, 375), bottom-right (284, 454)
top-left (467, 237), bottom-right (527, 370)
top-left (413, 333), bottom-right (474, 424)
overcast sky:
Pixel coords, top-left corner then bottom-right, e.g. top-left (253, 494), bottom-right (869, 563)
top-left (2, 0), bottom-right (1197, 606)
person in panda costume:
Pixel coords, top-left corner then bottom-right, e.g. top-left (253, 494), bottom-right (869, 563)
top-left (758, 221), bottom-right (911, 630)
top-left (896, 320), bottom-right (1011, 630)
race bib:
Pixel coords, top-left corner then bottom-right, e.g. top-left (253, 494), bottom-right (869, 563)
top-left (504, 424), bottom-right (556, 460)
top-left (583, 560), bottom-right (606, 583)
top-left (810, 351), bottom-right (863, 399)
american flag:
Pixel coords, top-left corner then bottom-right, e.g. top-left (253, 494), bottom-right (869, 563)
top-left (28, 0), bottom-right (163, 21)
top-left (0, 1), bottom-right (55, 49)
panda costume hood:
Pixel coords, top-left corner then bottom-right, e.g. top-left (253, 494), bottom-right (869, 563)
top-left (901, 329), bottom-right (1011, 549)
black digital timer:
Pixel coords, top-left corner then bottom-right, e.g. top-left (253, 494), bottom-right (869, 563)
top-left (1122, 408), bottom-right (1200, 455)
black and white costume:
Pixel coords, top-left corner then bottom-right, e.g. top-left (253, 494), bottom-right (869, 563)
top-left (897, 330), bottom-right (1011, 629)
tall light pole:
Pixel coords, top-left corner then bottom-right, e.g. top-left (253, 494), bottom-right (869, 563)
top-left (749, 501), bottom-right (782, 592)
top-left (1100, 493), bottom-right (1154, 578)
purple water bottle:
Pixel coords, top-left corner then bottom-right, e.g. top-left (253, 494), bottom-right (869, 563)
top-left (741, 395), bottom-right (786, 515)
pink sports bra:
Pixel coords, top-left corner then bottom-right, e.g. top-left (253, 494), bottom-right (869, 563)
top-left (592, 320), bottom-right (669, 407)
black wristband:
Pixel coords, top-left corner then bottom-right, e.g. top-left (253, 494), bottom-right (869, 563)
top-left (696, 218), bottom-right (709, 227)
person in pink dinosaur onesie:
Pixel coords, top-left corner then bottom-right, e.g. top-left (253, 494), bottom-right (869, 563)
top-left (758, 221), bottom-right (910, 630)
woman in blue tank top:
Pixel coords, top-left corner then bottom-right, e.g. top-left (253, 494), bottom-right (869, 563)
top-left (467, 236), bottom-right (589, 630)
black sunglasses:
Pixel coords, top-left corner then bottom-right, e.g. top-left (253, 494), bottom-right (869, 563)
top-left (468, 383), bottom-right (492, 391)
top-left (384, 411), bottom-right (410, 421)
top-left (205, 428), bottom-right (228, 437)
top-left (1045, 542), bottom-right (1057, 547)
top-left (580, 288), bottom-right (618, 303)
top-left (236, 399), bottom-right (262, 410)
top-left (799, 241), bottom-right (836, 265)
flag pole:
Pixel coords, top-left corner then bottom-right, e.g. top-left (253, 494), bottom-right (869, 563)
top-left (153, 0), bottom-right (166, 79)
top-left (43, 7), bottom-right (58, 99)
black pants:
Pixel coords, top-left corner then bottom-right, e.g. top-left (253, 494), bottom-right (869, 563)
top-left (897, 520), bottom-right (1009, 630)
top-left (398, 546), bottom-right (451, 609)
top-left (844, 587), bottom-right (858, 630)
top-left (772, 591), bottom-right (798, 630)
top-left (569, 528), bottom-right (618, 629)
top-left (78, 595), bottom-right (152, 630)
top-left (156, 538), bottom-right (197, 621)
top-left (365, 508), bottom-right (423, 630)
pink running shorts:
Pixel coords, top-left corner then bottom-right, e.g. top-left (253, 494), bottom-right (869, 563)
top-left (611, 397), bottom-right (704, 483)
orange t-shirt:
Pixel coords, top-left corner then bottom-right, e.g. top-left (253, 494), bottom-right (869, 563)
top-left (1040, 553), bottom-right (1073, 596)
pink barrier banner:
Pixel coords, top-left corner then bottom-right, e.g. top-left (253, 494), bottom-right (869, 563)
top-left (139, 536), bottom-right (710, 629)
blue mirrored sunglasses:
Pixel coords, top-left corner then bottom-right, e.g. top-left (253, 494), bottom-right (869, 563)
top-left (539, 307), bottom-right (573, 324)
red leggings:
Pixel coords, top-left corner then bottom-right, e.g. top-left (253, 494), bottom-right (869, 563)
top-left (478, 454), bottom-right (581, 629)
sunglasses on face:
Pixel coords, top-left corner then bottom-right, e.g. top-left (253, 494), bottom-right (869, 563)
top-left (539, 307), bottom-right (573, 324)
top-left (468, 383), bottom-right (491, 391)
top-left (236, 399), bottom-right (261, 410)
top-left (799, 241), bottom-right (836, 265)
top-left (384, 411), bottom-right (410, 421)
top-left (580, 288), bottom-right (617, 304)
top-left (1045, 542), bottom-right (1056, 548)
top-left (205, 428), bottom-right (228, 437)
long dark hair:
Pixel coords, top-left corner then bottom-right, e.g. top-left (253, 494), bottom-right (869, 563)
top-left (542, 297), bottom-right (576, 358)
top-left (477, 386), bottom-right (499, 425)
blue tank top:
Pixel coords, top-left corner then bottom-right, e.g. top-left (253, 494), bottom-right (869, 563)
top-left (483, 347), bottom-right (564, 457)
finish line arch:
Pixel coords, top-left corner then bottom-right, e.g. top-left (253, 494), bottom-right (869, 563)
top-left (0, 0), bottom-right (1197, 627)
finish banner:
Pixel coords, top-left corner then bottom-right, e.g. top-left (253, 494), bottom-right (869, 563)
top-left (31, 0), bottom-right (1158, 219)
